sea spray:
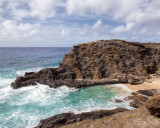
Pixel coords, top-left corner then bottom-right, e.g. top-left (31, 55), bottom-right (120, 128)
top-left (0, 84), bottom-right (134, 128)
top-left (0, 48), bottom-right (134, 128)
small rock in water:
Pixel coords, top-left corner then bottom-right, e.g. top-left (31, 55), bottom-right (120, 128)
top-left (115, 99), bottom-right (123, 103)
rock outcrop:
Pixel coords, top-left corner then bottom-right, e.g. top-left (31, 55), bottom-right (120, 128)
top-left (11, 39), bottom-right (160, 89)
top-left (146, 93), bottom-right (160, 117)
top-left (35, 108), bottom-right (128, 128)
top-left (125, 89), bottom-right (159, 108)
top-left (60, 106), bottom-right (160, 128)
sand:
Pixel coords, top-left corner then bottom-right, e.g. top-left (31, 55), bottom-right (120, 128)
top-left (124, 78), bottom-right (160, 91)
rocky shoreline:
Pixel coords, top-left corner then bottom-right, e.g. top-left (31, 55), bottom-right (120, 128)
top-left (34, 89), bottom-right (160, 128)
top-left (35, 108), bottom-right (128, 128)
top-left (11, 39), bottom-right (160, 89)
top-left (10, 39), bottom-right (160, 128)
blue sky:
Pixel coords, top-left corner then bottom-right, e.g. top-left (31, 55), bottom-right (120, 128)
top-left (0, 0), bottom-right (160, 47)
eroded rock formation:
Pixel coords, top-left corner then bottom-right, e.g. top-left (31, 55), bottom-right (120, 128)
top-left (11, 39), bottom-right (160, 89)
top-left (35, 108), bottom-right (128, 128)
top-left (125, 89), bottom-right (159, 108)
top-left (146, 93), bottom-right (160, 117)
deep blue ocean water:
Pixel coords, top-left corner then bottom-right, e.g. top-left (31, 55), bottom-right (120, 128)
top-left (0, 47), bottom-right (133, 128)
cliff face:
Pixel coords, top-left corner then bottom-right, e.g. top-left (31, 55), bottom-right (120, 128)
top-left (60, 40), bottom-right (160, 82)
top-left (11, 40), bottom-right (160, 89)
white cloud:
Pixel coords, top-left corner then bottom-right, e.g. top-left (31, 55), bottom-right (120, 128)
top-left (29, 0), bottom-right (58, 20)
top-left (0, 20), bottom-right (39, 43)
top-left (4, 0), bottom-right (65, 20)
top-left (79, 20), bottom-right (108, 38)
top-left (66, 0), bottom-right (144, 19)
top-left (66, 0), bottom-right (160, 38)
top-left (60, 28), bottom-right (71, 36)
top-left (111, 22), bottom-right (135, 33)
top-left (93, 20), bottom-right (103, 28)
top-left (0, 0), bottom-right (160, 46)
top-left (0, 0), bottom-right (5, 18)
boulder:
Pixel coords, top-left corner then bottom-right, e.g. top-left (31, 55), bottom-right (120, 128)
top-left (128, 76), bottom-right (144, 85)
top-left (125, 89), bottom-right (159, 108)
top-left (115, 99), bottom-right (123, 103)
top-left (146, 94), bottom-right (160, 118)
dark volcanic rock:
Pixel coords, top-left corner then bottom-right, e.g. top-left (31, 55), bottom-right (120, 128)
top-left (146, 94), bottom-right (160, 118)
top-left (11, 68), bottom-right (58, 89)
top-left (11, 40), bottom-right (160, 89)
top-left (115, 99), bottom-right (123, 103)
top-left (137, 89), bottom-right (158, 96)
top-left (127, 76), bottom-right (144, 85)
top-left (35, 108), bottom-right (128, 128)
top-left (125, 89), bottom-right (159, 108)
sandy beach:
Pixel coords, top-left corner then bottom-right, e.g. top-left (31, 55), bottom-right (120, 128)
top-left (124, 78), bottom-right (160, 90)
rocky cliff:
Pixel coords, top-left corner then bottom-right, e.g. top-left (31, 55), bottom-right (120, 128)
top-left (11, 39), bottom-right (160, 89)
top-left (35, 90), bottom-right (160, 128)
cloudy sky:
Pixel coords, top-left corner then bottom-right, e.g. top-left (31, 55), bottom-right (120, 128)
top-left (0, 0), bottom-right (160, 47)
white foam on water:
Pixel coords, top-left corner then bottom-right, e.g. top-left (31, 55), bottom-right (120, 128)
top-left (0, 76), bottom-right (16, 101)
top-left (1, 108), bottom-right (40, 128)
top-left (16, 67), bottom-right (44, 76)
top-left (111, 84), bottom-right (133, 92)
top-left (0, 76), bottom-right (15, 87)
top-left (71, 99), bottom-right (119, 114)
top-left (68, 95), bottom-right (133, 115)
top-left (0, 80), bottom-right (134, 128)
top-left (72, 106), bottom-right (117, 114)
top-left (0, 84), bottom-right (79, 128)
top-left (16, 66), bottom-right (58, 76)
top-left (0, 86), bottom-right (13, 101)
top-left (8, 85), bottom-right (78, 106)
top-left (55, 86), bottom-right (78, 97)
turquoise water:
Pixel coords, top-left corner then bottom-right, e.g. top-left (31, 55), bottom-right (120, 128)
top-left (0, 48), bottom-right (133, 128)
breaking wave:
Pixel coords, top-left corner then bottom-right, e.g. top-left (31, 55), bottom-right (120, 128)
top-left (0, 81), bottom-right (133, 128)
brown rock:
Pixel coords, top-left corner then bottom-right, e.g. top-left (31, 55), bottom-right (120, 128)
top-left (11, 40), bottom-right (160, 89)
top-left (60, 107), bottom-right (160, 128)
top-left (34, 108), bottom-right (128, 128)
top-left (125, 89), bottom-right (159, 108)
top-left (146, 94), bottom-right (160, 117)
top-left (115, 99), bottom-right (123, 103)
top-left (128, 76), bottom-right (144, 85)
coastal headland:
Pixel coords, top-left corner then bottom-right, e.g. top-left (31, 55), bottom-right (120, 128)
top-left (11, 39), bottom-right (160, 89)
top-left (11, 39), bottom-right (160, 128)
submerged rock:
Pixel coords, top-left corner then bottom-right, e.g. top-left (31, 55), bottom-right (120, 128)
top-left (34, 108), bottom-right (128, 128)
top-left (115, 99), bottom-right (123, 103)
top-left (11, 40), bottom-right (160, 89)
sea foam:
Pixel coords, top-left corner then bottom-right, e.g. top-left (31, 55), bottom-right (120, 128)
top-left (0, 69), bottom-right (133, 128)
top-left (0, 83), bottom-right (134, 128)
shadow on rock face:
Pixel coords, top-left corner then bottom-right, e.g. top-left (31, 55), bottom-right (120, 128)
top-left (146, 93), bottom-right (160, 118)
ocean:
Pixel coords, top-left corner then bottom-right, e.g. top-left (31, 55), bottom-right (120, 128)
top-left (0, 47), bottom-right (133, 128)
